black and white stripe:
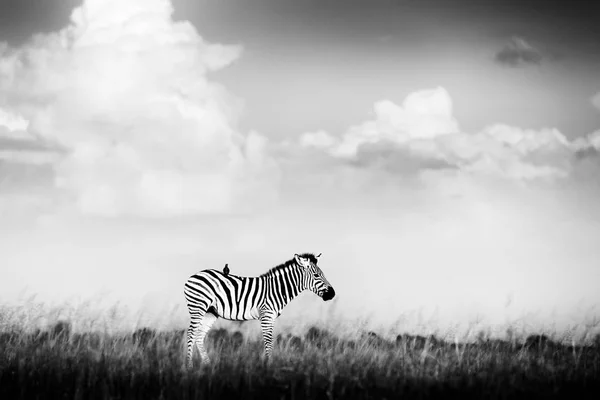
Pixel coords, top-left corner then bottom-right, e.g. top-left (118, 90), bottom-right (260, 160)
top-left (183, 253), bottom-right (335, 367)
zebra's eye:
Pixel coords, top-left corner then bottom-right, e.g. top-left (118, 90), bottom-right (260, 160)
top-left (313, 273), bottom-right (320, 278)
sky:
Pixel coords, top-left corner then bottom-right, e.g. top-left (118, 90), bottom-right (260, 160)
top-left (1, 0), bottom-right (599, 339)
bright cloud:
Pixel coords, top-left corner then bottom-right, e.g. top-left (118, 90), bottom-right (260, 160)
top-left (0, 108), bottom-right (29, 134)
top-left (306, 87), bottom-right (459, 158)
top-left (300, 87), bottom-right (598, 181)
top-left (0, 0), bottom-right (279, 217)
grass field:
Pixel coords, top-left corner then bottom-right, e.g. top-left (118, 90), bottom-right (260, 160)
top-left (1, 313), bottom-right (600, 400)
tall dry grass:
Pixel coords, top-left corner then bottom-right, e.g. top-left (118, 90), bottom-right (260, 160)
top-left (1, 301), bottom-right (600, 399)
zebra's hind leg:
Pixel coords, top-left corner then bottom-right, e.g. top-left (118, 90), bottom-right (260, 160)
top-left (186, 309), bottom-right (205, 369)
top-left (195, 311), bottom-right (218, 364)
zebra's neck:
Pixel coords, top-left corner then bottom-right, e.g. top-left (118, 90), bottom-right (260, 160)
top-left (261, 262), bottom-right (306, 311)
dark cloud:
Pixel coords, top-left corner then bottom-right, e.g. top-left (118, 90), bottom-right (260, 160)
top-left (350, 140), bottom-right (453, 174)
top-left (0, 125), bottom-right (64, 163)
top-left (494, 36), bottom-right (546, 67)
top-left (0, 132), bottom-right (55, 152)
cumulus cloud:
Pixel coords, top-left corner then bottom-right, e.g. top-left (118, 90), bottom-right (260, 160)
top-left (0, 108), bottom-right (29, 135)
top-left (300, 87), bottom-right (598, 182)
top-left (1, 108), bottom-right (62, 167)
top-left (0, 0), bottom-right (279, 217)
top-left (0, 110), bottom-right (61, 215)
top-left (301, 87), bottom-right (459, 169)
top-left (578, 130), bottom-right (600, 149)
top-left (494, 36), bottom-right (546, 67)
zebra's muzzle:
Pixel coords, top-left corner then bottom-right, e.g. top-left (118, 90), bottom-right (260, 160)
top-left (322, 287), bottom-right (335, 301)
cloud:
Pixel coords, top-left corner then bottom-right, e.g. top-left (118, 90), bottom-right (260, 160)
top-left (1, 108), bottom-right (63, 166)
top-left (0, 108), bottom-right (29, 135)
top-left (301, 87), bottom-right (458, 156)
top-left (299, 87), bottom-right (598, 182)
top-left (0, 108), bottom-right (61, 213)
top-left (494, 36), bottom-right (546, 67)
top-left (0, 0), bottom-right (280, 217)
top-left (0, 0), bottom-right (596, 220)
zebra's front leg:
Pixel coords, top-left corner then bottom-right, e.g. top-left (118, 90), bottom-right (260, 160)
top-left (259, 310), bottom-right (277, 361)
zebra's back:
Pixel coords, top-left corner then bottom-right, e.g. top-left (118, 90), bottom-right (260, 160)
top-left (184, 269), bottom-right (262, 321)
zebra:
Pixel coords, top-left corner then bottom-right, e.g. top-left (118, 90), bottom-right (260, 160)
top-left (183, 253), bottom-right (335, 367)
top-left (223, 263), bottom-right (230, 276)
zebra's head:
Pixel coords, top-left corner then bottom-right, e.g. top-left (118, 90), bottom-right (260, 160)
top-left (294, 253), bottom-right (336, 301)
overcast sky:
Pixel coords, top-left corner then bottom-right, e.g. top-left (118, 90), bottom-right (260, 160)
top-left (1, 0), bottom-right (599, 337)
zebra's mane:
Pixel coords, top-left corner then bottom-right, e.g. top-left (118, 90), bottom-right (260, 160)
top-left (259, 253), bottom-right (318, 277)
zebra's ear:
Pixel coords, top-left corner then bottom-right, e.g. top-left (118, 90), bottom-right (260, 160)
top-left (294, 254), bottom-right (309, 267)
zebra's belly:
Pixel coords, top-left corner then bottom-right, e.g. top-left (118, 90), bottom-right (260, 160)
top-left (214, 304), bottom-right (260, 321)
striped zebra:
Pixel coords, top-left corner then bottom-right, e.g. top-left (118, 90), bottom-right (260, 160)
top-left (183, 253), bottom-right (335, 367)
